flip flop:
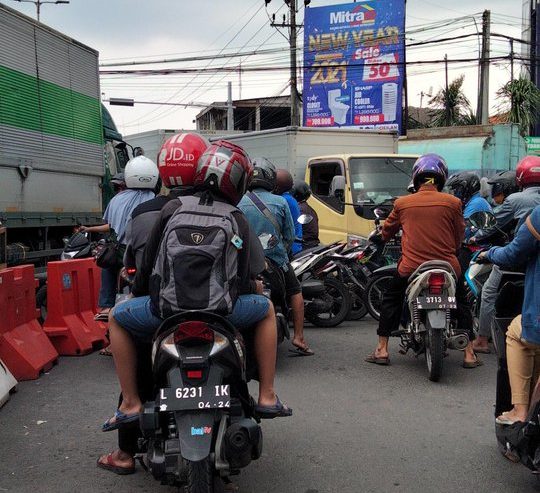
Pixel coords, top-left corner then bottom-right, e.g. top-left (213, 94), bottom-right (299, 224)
top-left (102, 409), bottom-right (140, 432)
top-left (289, 346), bottom-right (315, 357)
top-left (254, 395), bottom-right (293, 419)
top-left (94, 310), bottom-right (111, 322)
top-left (463, 359), bottom-right (484, 369)
top-left (495, 412), bottom-right (524, 426)
top-left (365, 352), bottom-right (390, 366)
top-left (97, 453), bottom-right (135, 475)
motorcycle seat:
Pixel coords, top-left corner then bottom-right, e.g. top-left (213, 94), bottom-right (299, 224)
top-left (292, 245), bottom-right (327, 260)
top-left (409, 260), bottom-right (457, 281)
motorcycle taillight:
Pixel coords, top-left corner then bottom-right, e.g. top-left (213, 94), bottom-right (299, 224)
top-left (126, 267), bottom-right (137, 275)
top-left (428, 273), bottom-right (446, 295)
top-left (174, 321), bottom-right (214, 344)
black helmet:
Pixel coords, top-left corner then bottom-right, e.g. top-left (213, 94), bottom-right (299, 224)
top-left (487, 170), bottom-right (518, 199)
top-left (292, 180), bottom-right (312, 202)
top-left (249, 157), bottom-right (276, 192)
top-left (445, 172), bottom-right (481, 204)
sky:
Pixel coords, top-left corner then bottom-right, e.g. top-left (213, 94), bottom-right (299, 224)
top-left (4, 0), bottom-right (526, 137)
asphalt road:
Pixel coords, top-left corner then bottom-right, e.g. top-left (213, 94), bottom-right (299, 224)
top-left (1, 318), bottom-right (539, 493)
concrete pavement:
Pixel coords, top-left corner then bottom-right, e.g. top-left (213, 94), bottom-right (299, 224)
top-left (0, 318), bottom-right (539, 493)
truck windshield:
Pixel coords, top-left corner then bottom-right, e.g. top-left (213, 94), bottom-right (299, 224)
top-left (349, 157), bottom-right (416, 206)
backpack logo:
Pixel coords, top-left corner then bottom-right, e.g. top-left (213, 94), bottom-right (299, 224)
top-left (191, 232), bottom-right (204, 244)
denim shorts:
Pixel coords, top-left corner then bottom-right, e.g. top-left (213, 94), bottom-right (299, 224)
top-left (112, 294), bottom-right (270, 344)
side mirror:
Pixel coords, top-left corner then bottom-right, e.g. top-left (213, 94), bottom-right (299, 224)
top-left (373, 208), bottom-right (389, 220)
top-left (298, 214), bottom-right (313, 225)
top-left (330, 176), bottom-right (346, 200)
top-left (468, 211), bottom-right (497, 230)
top-left (133, 146), bottom-right (145, 157)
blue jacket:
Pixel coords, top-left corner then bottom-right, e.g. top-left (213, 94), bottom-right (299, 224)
top-left (282, 192), bottom-right (302, 255)
top-left (238, 188), bottom-right (295, 269)
top-left (487, 205), bottom-right (540, 344)
top-left (463, 193), bottom-right (492, 241)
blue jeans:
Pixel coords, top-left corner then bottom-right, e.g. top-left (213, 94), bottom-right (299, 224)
top-left (98, 266), bottom-right (119, 308)
top-left (112, 294), bottom-right (270, 344)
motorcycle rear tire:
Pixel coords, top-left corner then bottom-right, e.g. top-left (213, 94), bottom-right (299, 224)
top-left (365, 273), bottom-right (394, 321)
top-left (425, 323), bottom-right (444, 382)
top-left (305, 277), bottom-right (351, 328)
top-left (185, 458), bottom-right (223, 493)
top-left (347, 288), bottom-right (368, 320)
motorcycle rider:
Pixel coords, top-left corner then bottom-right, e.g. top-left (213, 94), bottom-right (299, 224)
top-left (478, 205), bottom-right (540, 424)
top-left (487, 170), bottom-right (519, 207)
top-left (365, 154), bottom-right (480, 368)
top-left (97, 133), bottom-right (211, 474)
top-left (238, 160), bottom-right (314, 356)
top-left (292, 180), bottom-right (320, 248)
top-left (472, 156), bottom-right (540, 353)
top-left (80, 156), bottom-right (158, 321)
top-left (102, 141), bottom-right (291, 434)
top-left (275, 168), bottom-right (303, 255)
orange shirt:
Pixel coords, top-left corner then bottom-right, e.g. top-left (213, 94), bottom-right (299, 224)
top-left (382, 185), bottom-right (465, 277)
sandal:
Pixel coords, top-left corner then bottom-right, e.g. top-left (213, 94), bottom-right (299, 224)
top-left (97, 453), bottom-right (135, 475)
top-left (365, 352), bottom-right (390, 366)
top-left (102, 409), bottom-right (141, 432)
top-left (254, 395), bottom-right (293, 419)
top-left (289, 345), bottom-right (315, 357)
top-left (495, 412), bottom-right (525, 426)
top-left (99, 346), bottom-right (113, 357)
top-left (463, 359), bottom-right (484, 369)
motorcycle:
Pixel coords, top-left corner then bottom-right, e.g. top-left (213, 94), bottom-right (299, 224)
top-left (139, 311), bottom-right (263, 492)
top-left (364, 210), bottom-right (466, 381)
top-left (291, 241), bottom-right (351, 327)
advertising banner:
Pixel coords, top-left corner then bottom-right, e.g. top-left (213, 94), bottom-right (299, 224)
top-left (302, 1), bottom-right (405, 133)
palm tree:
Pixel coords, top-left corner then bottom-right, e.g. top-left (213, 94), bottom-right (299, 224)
top-left (428, 75), bottom-right (475, 127)
top-left (496, 76), bottom-right (540, 136)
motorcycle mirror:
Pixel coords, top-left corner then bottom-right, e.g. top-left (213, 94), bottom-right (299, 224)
top-left (62, 237), bottom-right (69, 245)
top-left (258, 233), bottom-right (279, 249)
top-left (297, 214), bottom-right (313, 225)
top-left (373, 208), bottom-right (389, 220)
top-left (468, 211), bottom-right (497, 230)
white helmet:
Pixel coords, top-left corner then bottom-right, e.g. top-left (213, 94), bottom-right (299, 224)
top-left (124, 156), bottom-right (159, 189)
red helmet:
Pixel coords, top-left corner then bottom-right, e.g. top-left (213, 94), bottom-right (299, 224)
top-left (516, 156), bottom-right (540, 188)
top-left (194, 140), bottom-right (253, 205)
top-left (157, 132), bottom-right (209, 188)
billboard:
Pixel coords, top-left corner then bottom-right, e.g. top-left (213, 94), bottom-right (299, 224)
top-left (302, 1), bottom-right (405, 133)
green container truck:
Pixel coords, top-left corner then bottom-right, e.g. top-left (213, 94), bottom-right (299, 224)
top-left (0, 3), bottom-right (129, 267)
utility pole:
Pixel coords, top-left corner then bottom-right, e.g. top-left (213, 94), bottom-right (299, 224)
top-left (227, 81), bottom-right (234, 131)
top-left (476, 10), bottom-right (491, 125)
top-left (510, 38), bottom-right (514, 81)
top-left (12, 0), bottom-right (70, 22)
top-left (268, 0), bottom-right (305, 127)
top-left (444, 54), bottom-right (450, 127)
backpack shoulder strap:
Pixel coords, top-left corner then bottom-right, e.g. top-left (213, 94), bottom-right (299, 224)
top-left (526, 215), bottom-right (540, 241)
top-left (246, 191), bottom-right (282, 239)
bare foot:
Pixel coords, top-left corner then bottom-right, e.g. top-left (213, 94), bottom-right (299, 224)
top-left (292, 337), bottom-right (310, 352)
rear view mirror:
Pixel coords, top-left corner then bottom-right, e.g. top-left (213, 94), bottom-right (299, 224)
top-left (298, 214), bottom-right (313, 225)
top-left (468, 211), bottom-right (496, 230)
top-left (258, 233), bottom-right (279, 250)
top-left (330, 176), bottom-right (346, 200)
top-left (373, 208), bottom-right (389, 220)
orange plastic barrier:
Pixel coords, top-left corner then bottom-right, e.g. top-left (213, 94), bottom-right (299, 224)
top-left (43, 259), bottom-right (107, 355)
top-left (0, 266), bottom-right (58, 380)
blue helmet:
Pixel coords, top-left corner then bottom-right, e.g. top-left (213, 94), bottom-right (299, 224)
top-left (412, 154), bottom-right (448, 191)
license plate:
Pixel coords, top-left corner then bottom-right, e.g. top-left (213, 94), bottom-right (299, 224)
top-left (416, 296), bottom-right (457, 310)
top-left (158, 385), bottom-right (231, 412)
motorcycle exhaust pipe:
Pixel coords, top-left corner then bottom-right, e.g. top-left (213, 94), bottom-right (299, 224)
top-left (447, 333), bottom-right (469, 351)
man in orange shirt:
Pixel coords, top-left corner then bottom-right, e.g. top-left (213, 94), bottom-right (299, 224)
top-left (365, 154), bottom-right (481, 368)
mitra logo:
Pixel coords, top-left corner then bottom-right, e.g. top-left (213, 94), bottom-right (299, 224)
top-left (329, 4), bottom-right (376, 26)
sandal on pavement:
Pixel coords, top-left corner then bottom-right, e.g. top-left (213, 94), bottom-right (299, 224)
top-left (495, 412), bottom-right (525, 426)
top-left (289, 345), bottom-right (314, 357)
top-left (102, 409), bottom-right (141, 432)
top-left (463, 359), bottom-right (484, 369)
top-left (97, 453), bottom-right (135, 475)
top-left (254, 396), bottom-right (293, 419)
top-left (365, 352), bottom-right (390, 366)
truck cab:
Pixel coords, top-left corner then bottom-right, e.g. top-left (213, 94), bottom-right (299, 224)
top-left (305, 154), bottom-right (418, 244)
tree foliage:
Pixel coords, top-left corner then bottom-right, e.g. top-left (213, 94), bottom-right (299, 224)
top-left (496, 76), bottom-right (540, 136)
top-left (428, 75), bottom-right (476, 127)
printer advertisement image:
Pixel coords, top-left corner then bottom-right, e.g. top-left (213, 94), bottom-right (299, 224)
top-left (302, 0), bottom-right (405, 133)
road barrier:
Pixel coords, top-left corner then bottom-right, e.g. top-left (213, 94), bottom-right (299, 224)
top-left (0, 266), bottom-right (58, 380)
top-left (43, 259), bottom-right (107, 355)
top-left (0, 358), bottom-right (17, 408)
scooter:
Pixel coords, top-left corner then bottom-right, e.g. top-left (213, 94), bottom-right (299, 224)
top-left (139, 312), bottom-right (263, 492)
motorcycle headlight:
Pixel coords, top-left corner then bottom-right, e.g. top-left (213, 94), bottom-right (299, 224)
top-left (347, 234), bottom-right (367, 249)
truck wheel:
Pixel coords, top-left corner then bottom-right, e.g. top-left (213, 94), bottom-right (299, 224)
top-left (36, 285), bottom-right (47, 323)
